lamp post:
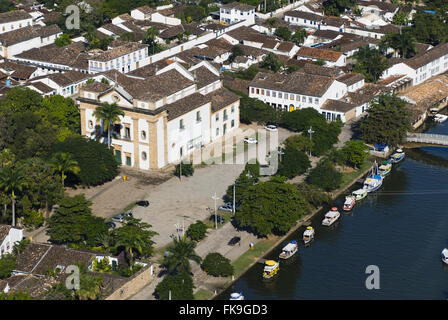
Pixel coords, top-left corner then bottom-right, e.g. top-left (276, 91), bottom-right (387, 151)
top-left (212, 192), bottom-right (219, 229)
top-left (307, 126), bottom-right (315, 157)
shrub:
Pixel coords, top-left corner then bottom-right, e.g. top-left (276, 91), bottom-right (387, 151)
top-left (186, 220), bottom-right (208, 241)
top-left (0, 254), bottom-right (16, 279)
top-left (201, 252), bottom-right (234, 277)
top-left (174, 162), bottom-right (194, 177)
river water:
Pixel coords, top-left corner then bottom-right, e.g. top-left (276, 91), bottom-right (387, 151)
top-left (218, 119), bottom-right (448, 300)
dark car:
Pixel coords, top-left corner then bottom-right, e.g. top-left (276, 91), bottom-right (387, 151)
top-left (228, 236), bottom-right (241, 246)
top-left (209, 214), bottom-right (225, 224)
top-left (136, 200), bottom-right (150, 207)
top-left (105, 221), bottom-right (116, 229)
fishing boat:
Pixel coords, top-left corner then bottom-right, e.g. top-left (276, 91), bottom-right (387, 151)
top-left (229, 292), bottom-right (244, 300)
top-left (378, 160), bottom-right (392, 177)
top-left (352, 188), bottom-right (368, 201)
top-left (434, 114), bottom-right (448, 123)
top-left (322, 207), bottom-right (340, 226)
top-left (442, 249), bottom-right (448, 265)
top-left (303, 226), bottom-right (315, 244)
top-left (390, 149), bottom-right (405, 164)
top-left (262, 260), bottom-right (279, 279)
top-left (279, 241), bottom-right (298, 259)
top-left (343, 195), bottom-right (356, 211)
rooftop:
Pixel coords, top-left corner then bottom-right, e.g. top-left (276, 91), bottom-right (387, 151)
top-left (0, 10), bottom-right (32, 24)
top-left (91, 42), bottom-right (148, 62)
top-left (296, 46), bottom-right (342, 61)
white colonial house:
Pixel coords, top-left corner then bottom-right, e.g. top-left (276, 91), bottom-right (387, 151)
top-left (0, 10), bottom-right (33, 34)
top-left (78, 62), bottom-right (240, 170)
top-left (220, 2), bottom-right (256, 25)
top-left (88, 42), bottom-right (149, 74)
top-left (0, 225), bottom-right (23, 259)
top-left (381, 42), bottom-right (448, 86)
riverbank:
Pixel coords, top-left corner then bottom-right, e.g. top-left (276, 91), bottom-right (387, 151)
top-left (207, 159), bottom-right (373, 300)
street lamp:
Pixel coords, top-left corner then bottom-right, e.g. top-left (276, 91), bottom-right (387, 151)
top-left (212, 192), bottom-right (219, 229)
top-left (307, 126), bottom-right (315, 157)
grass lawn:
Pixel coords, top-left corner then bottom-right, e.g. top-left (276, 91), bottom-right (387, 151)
top-left (194, 288), bottom-right (214, 300)
top-left (338, 159), bottom-right (372, 191)
top-left (231, 238), bottom-right (278, 276)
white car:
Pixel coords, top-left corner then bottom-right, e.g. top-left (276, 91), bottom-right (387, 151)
top-left (265, 125), bottom-right (277, 132)
top-left (244, 137), bottom-right (258, 144)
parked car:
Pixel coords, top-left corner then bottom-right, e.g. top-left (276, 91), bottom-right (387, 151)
top-left (209, 214), bottom-right (225, 224)
top-left (111, 211), bottom-right (133, 223)
top-left (244, 137), bottom-right (258, 144)
top-left (105, 221), bottom-right (116, 229)
top-left (219, 202), bottom-right (233, 212)
top-left (136, 200), bottom-right (150, 207)
top-left (228, 236), bottom-right (241, 246)
top-left (265, 124), bottom-right (277, 132)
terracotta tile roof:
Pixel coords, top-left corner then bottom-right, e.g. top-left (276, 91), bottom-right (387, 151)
top-left (134, 5), bottom-right (155, 14)
top-left (345, 83), bottom-right (389, 105)
top-left (277, 41), bottom-right (295, 52)
top-left (297, 46), bottom-right (342, 61)
top-left (311, 29), bottom-right (341, 40)
top-left (0, 10), bottom-right (32, 24)
top-left (222, 2), bottom-right (256, 11)
top-left (398, 74), bottom-right (448, 108)
top-left (321, 99), bottom-right (355, 113)
top-left (0, 60), bottom-right (37, 79)
top-left (0, 25), bottom-right (39, 46)
top-left (337, 73), bottom-right (364, 85)
top-left (92, 42), bottom-right (148, 62)
top-left (205, 88), bottom-right (240, 113)
top-left (284, 10), bottom-right (324, 22)
top-left (357, 0), bottom-right (398, 12)
top-left (166, 92), bottom-right (211, 120)
top-left (300, 62), bottom-right (343, 77)
top-left (27, 81), bottom-right (54, 94)
top-left (35, 24), bottom-right (62, 38)
top-left (193, 66), bottom-right (220, 89)
top-left (404, 42), bottom-right (448, 70)
top-left (250, 71), bottom-right (336, 97)
top-left (82, 81), bottom-right (112, 93)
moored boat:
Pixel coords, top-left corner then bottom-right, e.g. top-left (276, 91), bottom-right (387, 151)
top-left (363, 174), bottom-right (383, 192)
top-left (279, 241), bottom-right (298, 259)
top-left (229, 292), bottom-right (244, 300)
top-left (343, 195), bottom-right (356, 211)
top-left (322, 207), bottom-right (340, 226)
top-left (378, 160), bottom-right (392, 177)
top-left (434, 114), bottom-right (448, 123)
top-left (390, 149), bottom-right (405, 164)
top-left (303, 226), bottom-right (315, 244)
top-left (352, 188), bottom-right (368, 201)
top-left (442, 249), bottom-right (448, 265)
top-left (262, 260), bottom-right (279, 279)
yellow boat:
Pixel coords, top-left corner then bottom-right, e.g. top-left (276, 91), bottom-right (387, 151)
top-left (262, 260), bottom-right (279, 279)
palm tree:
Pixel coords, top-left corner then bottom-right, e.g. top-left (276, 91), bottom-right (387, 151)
top-left (50, 152), bottom-right (80, 187)
top-left (93, 102), bottom-right (124, 149)
top-left (0, 167), bottom-right (27, 227)
top-left (163, 235), bottom-right (202, 275)
top-left (74, 263), bottom-right (103, 300)
top-left (380, 30), bottom-right (417, 59)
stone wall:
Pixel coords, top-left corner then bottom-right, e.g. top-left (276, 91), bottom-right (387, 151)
top-left (105, 265), bottom-right (153, 300)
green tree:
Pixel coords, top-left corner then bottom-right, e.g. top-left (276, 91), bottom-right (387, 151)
top-left (296, 182), bottom-right (331, 208)
top-left (155, 271), bottom-right (195, 300)
top-left (50, 152), bottom-right (80, 187)
top-left (111, 217), bottom-right (158, 270)
top-left (0, 0), bottom-right (13, 13)
top-left (186, 220), bottom-right (208, 241)
top-left (353, 45), bottom-right (389, 83)
top-left (291, 29), bottom-right (308, 45)
top-left (323, 0), bottom-right (356, 16)
top-left (46, 194), bottom-right (108, 246)
top-left (307, 161), bottom-right (342, 191)
top-left (275, 26), bottom-right (292, 41)
top-left (93, 102), bottom-right (124, 149)
top-left (54, 33), bottom-right (72, 47)
top-left (278, 145), bottom-right (311, 178)
top-left (163, 236), bottom-right (202, 275)
top-left (235, 179), bottom-right (310, 236)
top-left (340, 140), bottom-right (369, 168)
top-left (0, 253), bottom-right (16, 279)
top-left (0, 167), bottom-right (27, 226)
top-left (260, 53), bottom-right (284, 72)
top-left (380, 29), bottom-right (417, 58)
top-left (360, 94), bottom-right (411, 146)
top-left (238, 95), bottom-right (278, 124)
top-left (73, 263), bottom-right (103, 300)
top-left (201, 252), bottom-right (234, 277)
top-left (0, 291), bottom-right (32, 300)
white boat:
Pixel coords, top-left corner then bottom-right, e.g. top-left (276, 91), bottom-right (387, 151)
top-left (279, 241), bottom-right (298, 259)
top-left (352, 188), bottom-right (368, 201)
top-left (378, 161), bottom-right (392, 177)
top-left (322, 207), bottom-right (340, 226)
top-left (390, 149), bottom-right (405, 164)
top-left (262, 260), bottom-right (279, 279)
top-left (303, 226), bottom-right (314, 244)
top-left (434, 114), bottom-right (448, 123)
top-left (363, 174), bottom-right (383, 192)
top-left (343, 195), bottom-right (356, 211)
top-left (229, 292), bottom-right (244, 300)
top-left (442, 248), bottom-right (448, 265)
